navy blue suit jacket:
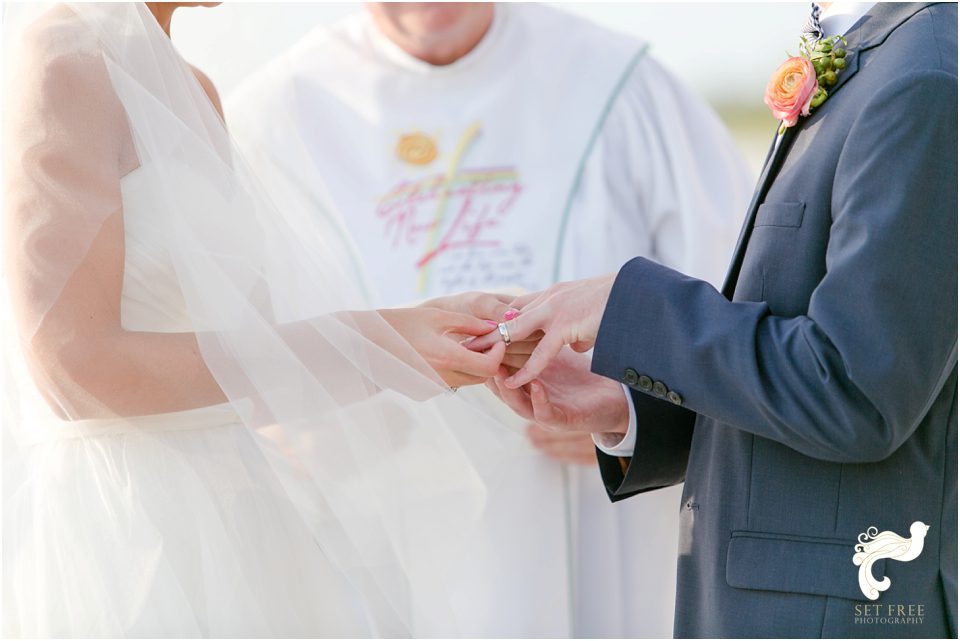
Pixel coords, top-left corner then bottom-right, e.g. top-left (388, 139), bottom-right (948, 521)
top-left (592, 4), bottom-right (958, 637)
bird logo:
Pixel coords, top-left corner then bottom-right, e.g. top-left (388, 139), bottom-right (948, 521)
top-left (853, 521), bottom-right (929, 600)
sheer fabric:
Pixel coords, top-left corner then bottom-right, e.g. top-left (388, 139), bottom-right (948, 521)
top-left (2, 3), bottom-right (518, 636)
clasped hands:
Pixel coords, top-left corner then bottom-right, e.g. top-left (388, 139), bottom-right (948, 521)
top-left (388, 275), bottom-right (631, 459)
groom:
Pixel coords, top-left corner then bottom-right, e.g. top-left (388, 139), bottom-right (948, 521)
top-left (477, 2), bottom-right (957, 637)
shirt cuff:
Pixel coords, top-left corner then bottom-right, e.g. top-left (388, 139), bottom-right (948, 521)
top-left (593, 385), bottom-right (637, 456)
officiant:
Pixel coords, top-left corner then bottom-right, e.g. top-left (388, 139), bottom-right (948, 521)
top-left (228, 3), bottom-right (750, 636)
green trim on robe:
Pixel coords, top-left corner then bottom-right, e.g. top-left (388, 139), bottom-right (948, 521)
top-left (552, 44), bottom-right (651, 283)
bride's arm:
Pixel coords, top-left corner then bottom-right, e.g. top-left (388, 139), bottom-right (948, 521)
top-left (4, 48), bottom-right (227, 419)
top-left (23, 238), bottom-right (505, 420)
top-left (23, 211), bottom-right (229, 419)
top-left (6, 49), bottom-right (503, 421)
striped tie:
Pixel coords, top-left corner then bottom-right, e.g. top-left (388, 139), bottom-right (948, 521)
top-left (800, 2), bottom-right (824, 46)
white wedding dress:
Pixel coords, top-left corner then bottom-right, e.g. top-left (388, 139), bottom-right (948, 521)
top-left (2, 6), bottom-right (514, 636)
top-left (3, 163), bottom-right (372, 637)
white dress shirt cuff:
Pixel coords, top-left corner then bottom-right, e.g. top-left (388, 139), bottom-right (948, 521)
top-left (593, 385), bottom-right (637, 456)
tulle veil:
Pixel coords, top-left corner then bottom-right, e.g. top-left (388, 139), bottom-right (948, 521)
top-left (1, 2), bottom-right (520, 635)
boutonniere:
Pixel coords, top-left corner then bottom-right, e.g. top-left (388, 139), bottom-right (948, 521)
top-left (765, 36), bottom-right (849, 134)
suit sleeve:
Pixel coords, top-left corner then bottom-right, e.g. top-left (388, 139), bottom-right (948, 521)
top-left (592, 70), bottom-right (958, 465)
top-left (583, 57), bottom-right (746, 499)
top-left (596, 387), bottom-right (695, 500)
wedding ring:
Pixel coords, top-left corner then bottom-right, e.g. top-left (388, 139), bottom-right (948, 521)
top-left (497, 322), bottom-right (512, 345)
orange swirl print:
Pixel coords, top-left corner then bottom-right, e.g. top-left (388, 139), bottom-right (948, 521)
top-left (396, 132), bottom-right (438, 166)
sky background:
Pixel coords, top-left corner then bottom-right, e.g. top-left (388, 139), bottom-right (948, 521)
top-left (171, 2), bottom-right (810, 171)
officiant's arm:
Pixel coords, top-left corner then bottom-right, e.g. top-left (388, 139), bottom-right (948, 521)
top-left (593, 386), bottom-right (695, 501)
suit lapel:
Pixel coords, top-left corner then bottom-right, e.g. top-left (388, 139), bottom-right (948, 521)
top-left (720, 124), bottom-right (800, 299)
top-left (717, 2), bottom-right (910, 300)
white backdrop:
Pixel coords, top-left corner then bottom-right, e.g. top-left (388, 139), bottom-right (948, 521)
top-left (171, 2), bottom-right (807, 106)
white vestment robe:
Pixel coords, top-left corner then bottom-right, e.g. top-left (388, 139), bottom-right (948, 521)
top-left (229, 4), bottom-right (752, 637)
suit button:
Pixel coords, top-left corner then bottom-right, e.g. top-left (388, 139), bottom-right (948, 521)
top-left (667, 390), bottom-right (683, 406)
top-left (638, 375), bottom-right (653, 392)
top-left (652, 381), bottom-right (667, 397)
top-left (623, 368), bottom-right (639, 385)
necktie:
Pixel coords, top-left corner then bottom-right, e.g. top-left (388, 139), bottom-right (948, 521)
top-left (800, 2), bottom-right (824, 46)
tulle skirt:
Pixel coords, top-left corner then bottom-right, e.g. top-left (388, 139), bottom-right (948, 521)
top-left (3, 405), bottom-right (373, 638)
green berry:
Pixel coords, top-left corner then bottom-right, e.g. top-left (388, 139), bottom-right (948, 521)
top-left (813, 60), bottom-right (825, 74)
top-left (824, 70), bottom-right (838, 85)
top-left (810, 87), bottom-right (828, 108)
top-left (833, 57), bottom-right (846, 70)
top-left (834, 47), bottom-right (847, 58)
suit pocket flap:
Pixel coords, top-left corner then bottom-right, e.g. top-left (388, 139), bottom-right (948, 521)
top-left (755, 201), bottom-right (805, 228)
top-left (726, 530), bottom-right (882, 602)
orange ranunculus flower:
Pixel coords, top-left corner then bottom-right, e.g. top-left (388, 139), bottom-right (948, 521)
top-left (764, 56), bottom-right (819, 128)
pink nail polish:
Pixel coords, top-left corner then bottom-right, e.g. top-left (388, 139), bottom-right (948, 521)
top-left (503, 309), bottom-right (520, 321)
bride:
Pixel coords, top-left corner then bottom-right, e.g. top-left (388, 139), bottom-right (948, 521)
top-left (2, 2), bottom-right (520, 636)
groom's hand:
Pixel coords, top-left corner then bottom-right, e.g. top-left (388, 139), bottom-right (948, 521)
top-left (485, 346), bottom-right (629, 437)
top-left (469, 274), bottom-right (616, 388)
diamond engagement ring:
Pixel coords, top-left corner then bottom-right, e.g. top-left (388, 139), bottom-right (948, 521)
top-left (497, 322), bottom-right (512, 345)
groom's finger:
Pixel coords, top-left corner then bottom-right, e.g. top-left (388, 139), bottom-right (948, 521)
top-left (462, 308), bottom-right (547, 352)
top-left (505, 337), bottom-right (542, 355)
top-left (499, 307), bottom-right (549, 345)
top-left (491, 368), bottom-right (534, 420)
top-left (511, 290), bottom-right (545, 310)
top-left (504, 331), bottom-right (564, 388)
top-left (528, 380), bottom-right (568, 428)
top-left (500, 353), bottom-right (531, 369)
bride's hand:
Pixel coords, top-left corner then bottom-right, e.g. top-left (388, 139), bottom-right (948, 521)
top-left (419, 291), bottom-right (516, 322)
top-left (380, 307), bottom-right (506, 388)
